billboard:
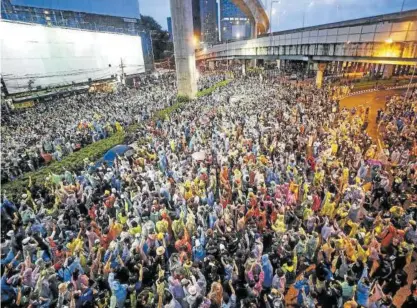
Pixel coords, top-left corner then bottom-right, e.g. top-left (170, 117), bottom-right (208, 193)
top-left (10, 0), bottom-right (140, 19)
top-left (1, 21), bottom-right (145, 94)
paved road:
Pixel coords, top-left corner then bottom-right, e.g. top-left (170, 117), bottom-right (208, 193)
top-left (341, 88), bottom-right (416, 307)
top-left (284, 89), bottom-right (415, 307)
top-left (340, 88), bottom-right (407, 140)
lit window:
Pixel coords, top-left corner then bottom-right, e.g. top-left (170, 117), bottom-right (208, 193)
top-left (44, 10), bottom-right (49, 14)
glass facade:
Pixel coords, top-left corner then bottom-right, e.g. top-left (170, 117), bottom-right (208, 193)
top-left (200, 0), bottom-right (218, 45)
top-left (167, 17), bottom-right (173, 41)
top-left (10, 0), bottom-right (140, 19)
top-left (220, 0), bottom-right (251, 42)
top-left (1, 0), bottom-right (153, 71)
top-left (192, 0), bottom-right (202, 40)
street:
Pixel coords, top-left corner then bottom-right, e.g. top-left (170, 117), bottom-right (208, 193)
top-left (341, 88), bottom-right (416, 307)
top-left (339, 88), bottom-right (407, 141)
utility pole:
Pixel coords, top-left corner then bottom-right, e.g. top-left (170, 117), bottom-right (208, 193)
top-left (119, 58), bottom-right (126, 85)
top-left (269, 1), bottom-right (280, 46)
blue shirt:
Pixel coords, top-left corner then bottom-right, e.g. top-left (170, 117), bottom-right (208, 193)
top-left (108, 272), bottom-right (128, 307)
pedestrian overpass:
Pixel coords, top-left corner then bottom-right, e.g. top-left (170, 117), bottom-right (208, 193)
top-left (197, 10), bottom-right (417, 87)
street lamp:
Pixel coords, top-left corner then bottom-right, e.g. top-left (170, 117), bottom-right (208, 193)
top-left (302, 1), bottom-right (315, 28)
top-left (269, 0), bottom-right (280, 47)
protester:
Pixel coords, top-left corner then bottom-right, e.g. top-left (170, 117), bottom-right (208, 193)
top-left (1, 72), bottom-right (416, 308)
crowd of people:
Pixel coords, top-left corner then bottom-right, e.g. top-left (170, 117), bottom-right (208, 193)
top-left (1, 72), bottom-right (417, 308)
top-left (1, 74), bottom-right (177, 183)
top-left (1, 73), bottom-right (228, 184)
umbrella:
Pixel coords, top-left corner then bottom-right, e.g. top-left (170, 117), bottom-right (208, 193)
top-left (192, 151), bottom-right (206, 161)
top-left (102, 145), bottom-right (133, 167)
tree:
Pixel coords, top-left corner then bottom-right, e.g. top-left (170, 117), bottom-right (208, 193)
top-left (140, 15), bottom-right (173, 61)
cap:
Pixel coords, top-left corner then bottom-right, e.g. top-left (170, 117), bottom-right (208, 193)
top-left (156, 246), bottom-right (165, 256)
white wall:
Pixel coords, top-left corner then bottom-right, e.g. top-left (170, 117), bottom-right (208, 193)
top-left (1, 21), bottom-right (145, 94)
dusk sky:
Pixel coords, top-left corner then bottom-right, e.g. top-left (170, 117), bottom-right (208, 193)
top-left (140, 0), bottom-right (417, 31)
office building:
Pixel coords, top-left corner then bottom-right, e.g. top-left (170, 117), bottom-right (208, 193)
top-left (200, 0), bottom-right (218, 45)
top-left (220, 0), bottom-right (251, 41)
top-left (167, 17), bottom-right (173, 41)
top-left (192, 0), bottom-right (202, 40)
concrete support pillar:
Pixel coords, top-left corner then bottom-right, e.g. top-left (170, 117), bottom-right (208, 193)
top-left (337, 61), bottom-right (343, 74)
top-left (331, 61), bottom-right (336, 74)
top-left (405, 65), bottom-right (411, 75)
top-left (373, 64), bottom-right (378, 75)
top-left (383, 64), bottom-right (394, 79)
top-left (276, 59), bottom-right (281, 70)
top-left (251, 22), bottom-right (258, 39)
top-left (170, 0), bottom-right (197, 98)
top-left (305, 62), bottom-right (309, 76)
top-left (208, 61), bottom-right (215, 70)
top-left (316, 62), bottom-right (327, 88)
top-left (242, 60), bottom-right (246, 76)
top-left (353, 62), bottom-right (359, 73)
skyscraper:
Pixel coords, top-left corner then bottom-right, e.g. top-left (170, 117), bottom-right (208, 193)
top-left (200, 0), bottom-right (218, 45)
top-left (167, 17), bottom-right (173, 41)
top-left (220, 0), bottom-right (251, 41)
top-left (192, 0), bottom-right (201, 40)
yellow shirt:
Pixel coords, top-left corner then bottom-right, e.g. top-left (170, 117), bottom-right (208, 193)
top-left (156, 220), bottom-right (168, 234)
top-left (67, 238), bottom-right (83, 254)
top-left (331, 143), bottom-right (338, 155)
top-left (129, 226), bottom-right (142, 236)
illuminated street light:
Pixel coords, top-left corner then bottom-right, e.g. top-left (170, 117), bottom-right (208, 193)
top-left (385, 38), bottom-right (393, 44)
top-left (269, 0), bottom-right (281, 45)
top-left (193, 35), bottom-right (199, 47)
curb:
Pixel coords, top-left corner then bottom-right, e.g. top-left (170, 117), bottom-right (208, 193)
top-left (338, 83), bottom-right (417, 100)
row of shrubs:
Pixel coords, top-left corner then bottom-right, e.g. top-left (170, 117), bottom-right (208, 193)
top-left (2, 79), bottom-right (232, 198)
top-left (153, 80), bottom-right (231, 121)
top-left (3, 131), bottom-right (126, 199)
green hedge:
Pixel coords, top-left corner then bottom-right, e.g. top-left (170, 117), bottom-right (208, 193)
top-left (154, 79), bottom-right (231, 121)
top-left (3, 79), bottom-right (232, 198)
top-left (196, 79), bottom-right (231, 98)
top-left (3, 131), bottom-right (125, 198)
